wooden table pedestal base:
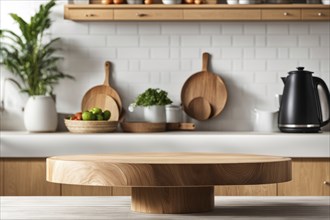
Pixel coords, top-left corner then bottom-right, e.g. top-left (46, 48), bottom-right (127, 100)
top-left (131, 186), bottom-right (214, 214)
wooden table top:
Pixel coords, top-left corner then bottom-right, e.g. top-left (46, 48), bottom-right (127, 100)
top-left (47, 153), bottom-right (291, 187)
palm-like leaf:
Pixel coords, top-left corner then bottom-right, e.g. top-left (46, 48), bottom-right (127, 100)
top-left (0, 0), bottom-right (74, 96)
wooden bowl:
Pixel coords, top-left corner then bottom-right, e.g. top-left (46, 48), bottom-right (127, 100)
top-left (64, 119), bottom-right (118, 133)
top-left (120, 122), bottom-right (166, 133)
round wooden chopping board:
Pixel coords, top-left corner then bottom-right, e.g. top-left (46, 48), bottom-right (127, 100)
top-left (187, 97), bottom-right (212, 121)
top-left (181, 53), bottom-right (228, 120)
top-left (81, 61), bottom-right (122, 114)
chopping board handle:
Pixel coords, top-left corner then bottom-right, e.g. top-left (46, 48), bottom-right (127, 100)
top-left (166, 123), bottom-right (196, 131)
top-left (104, 61), bottom-right (111, 86)
top-left (202, 52), bottom-right (209, 72)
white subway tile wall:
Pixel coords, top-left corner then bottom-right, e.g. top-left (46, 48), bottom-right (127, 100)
top-left (0, 0), bottom-right (329, 131)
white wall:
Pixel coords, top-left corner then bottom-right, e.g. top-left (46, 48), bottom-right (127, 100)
top-left (1, 0), bottom-right (329, 131)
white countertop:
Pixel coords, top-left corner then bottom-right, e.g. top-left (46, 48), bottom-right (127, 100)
top-left (0, 131), bottom-right (329, 158)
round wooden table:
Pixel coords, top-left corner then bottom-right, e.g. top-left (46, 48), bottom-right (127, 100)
top-left (47, 153), bottom-right (291, 214)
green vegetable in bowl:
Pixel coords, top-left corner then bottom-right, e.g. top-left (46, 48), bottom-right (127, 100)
top-left (91, 107), bottom-right (102, 115)
top-left (77, 108), bottom-right (111, 121)
top-left (103, 110), bottom-right (111, 120)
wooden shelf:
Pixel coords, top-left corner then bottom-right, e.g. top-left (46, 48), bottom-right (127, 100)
top-left (64, 4), bottom-right (330, 21)
top-left (66, 4), bottom-right (329, 9)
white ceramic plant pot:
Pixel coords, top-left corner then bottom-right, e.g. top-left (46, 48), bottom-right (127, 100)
top-left (144, 105), bottom-right (166, 123)
top-left (24, 95), bottom-right (58, 132)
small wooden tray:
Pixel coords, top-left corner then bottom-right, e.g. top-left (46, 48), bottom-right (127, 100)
top-left (65, 119), bottom-right (118, 133)
top-left (121, 122), bottom-right (196, 133)
top-left (121, 122), bottom-right (166, 133)
top-left (166, 123), bottom-right (196, 131)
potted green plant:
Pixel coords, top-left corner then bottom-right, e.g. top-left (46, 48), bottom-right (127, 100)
top-left (129, 88), bottom-right (172, 123)
top-left (0, 0), bottom-right (74, 132)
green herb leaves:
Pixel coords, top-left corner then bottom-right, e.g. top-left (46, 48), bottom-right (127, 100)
top-left (134, 88), bottom-right (173, 107)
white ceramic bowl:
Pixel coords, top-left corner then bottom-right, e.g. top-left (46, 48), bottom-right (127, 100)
top-left (322, 0), bottom-right (330, 4)
top-left (162, 0), bottom-right (182, 4)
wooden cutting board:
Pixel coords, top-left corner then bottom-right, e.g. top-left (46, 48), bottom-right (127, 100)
top-left (187, 97), bottom-right (211, 121)
top-left (181, 53), bottom-right (228, 120)
top-left (81, 61), bottom-right (122, 114)
top-left (121, 122), bottom-right (167, 133)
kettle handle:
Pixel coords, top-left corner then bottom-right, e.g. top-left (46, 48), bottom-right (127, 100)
top-left (313, 77), bottom-right (330, 127)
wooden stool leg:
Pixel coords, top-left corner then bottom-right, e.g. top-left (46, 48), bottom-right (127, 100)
top-left (131, 186), bottom-right (214, 214)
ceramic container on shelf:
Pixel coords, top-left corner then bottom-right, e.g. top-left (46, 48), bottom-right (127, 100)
top-left (275, 94), bottom-right (282, 109)
top-left (306, 0), bottom-right (320, 3)
top-left (127, 0), bottom-right (143, 4)
top-left (266, 0), bottom-right (291, 3)
top-left (254, 109), bottom-right (279, 132)
top-left (70, 0), bottom-right (90, 4)
top-left (322, 0), bottom-right (330, 4)
top-left (24, 95), bottom-right (58, 132)
top-left (144, 105), bottom-right (166, 123)
top-left (239, 0), bottom-right (262, 3)
top-left (166, 105), bottom-right (182, 123)
top-left (162, 0), bottom-right (182, 4)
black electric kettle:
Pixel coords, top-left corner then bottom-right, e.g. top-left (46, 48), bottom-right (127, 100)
top-left (278, 67), bottom-right (330, 133)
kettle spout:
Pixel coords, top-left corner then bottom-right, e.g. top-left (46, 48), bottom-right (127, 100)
top-left (281, 77), bottom-right (286, 84)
